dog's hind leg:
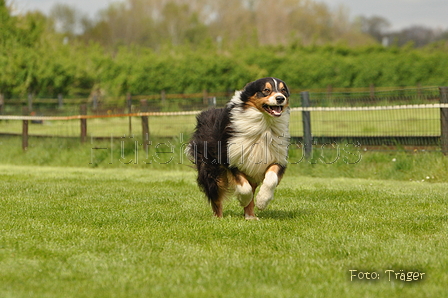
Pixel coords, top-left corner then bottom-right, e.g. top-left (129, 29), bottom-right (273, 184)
top-left (210, 198), bottom-right (223, 217)
top-left (196, 162), bottom-right (227, 217)
top-left (211, 174), bottom-right (230, 218)
top-left (205, 185), bottom-right (225, 218)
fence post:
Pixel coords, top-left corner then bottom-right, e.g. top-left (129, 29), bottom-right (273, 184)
top-left (28, 93), bottom-right (33, 111)
top-left (0, 93), bottom-right (4, 116)
top-left (369, 84), bottom-right (375, 99)
top-left (417, 83), bottom-right (422, 98)
top-left (141, 99), bottom-right (149, 151)
top-left (92, 94), bottom-right (98, 112)
top-left (326, 85), bottom-right (333, 100)
top-left (440, 87), bottom-right (448, 155)
top-left (301, 91), bottom-right (312, 159)
top-left (80, 104), bottom-right (87, 143)
top-left (22, 106), bottom-right (29, 151)
top-left (202, 90), bottom-right (208, 105)
top-left (58, 93), bottom-right (63, 108)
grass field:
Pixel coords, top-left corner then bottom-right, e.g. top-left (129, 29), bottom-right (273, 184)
top-left (1, 163), bottom-right (447, 298)
top-left (0, 126), bottom-right (447, 297)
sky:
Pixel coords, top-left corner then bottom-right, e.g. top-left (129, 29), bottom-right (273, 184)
top-left (9, 0), bottom-right (448, 31)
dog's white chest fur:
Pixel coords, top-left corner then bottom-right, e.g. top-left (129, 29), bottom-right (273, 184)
top-left (227, 97), bottom-right (290, 183)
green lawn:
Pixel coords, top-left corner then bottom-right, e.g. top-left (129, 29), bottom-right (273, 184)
top-left (1, 165), bottom-right (447, 297)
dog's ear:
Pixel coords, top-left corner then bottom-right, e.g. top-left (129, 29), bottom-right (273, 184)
top-left (240, 78), bottom-right (267, 102)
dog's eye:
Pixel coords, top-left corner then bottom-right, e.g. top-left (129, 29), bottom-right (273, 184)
top-left (281, 88), bottom-right (287, 94)
top-left (263, 88), bottom-right (271, 93)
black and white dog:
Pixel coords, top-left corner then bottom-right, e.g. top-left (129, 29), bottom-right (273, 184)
top-left (187, 78), bottom-right (290, 220)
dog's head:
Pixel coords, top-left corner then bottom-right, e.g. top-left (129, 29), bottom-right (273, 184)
top-left (240, 77), bottom-right (290, 117)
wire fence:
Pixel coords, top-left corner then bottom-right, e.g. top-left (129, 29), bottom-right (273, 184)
top-left (298, 87), bottom-right (447, 152)
top-left (0, 86), bottom-right (447, 153)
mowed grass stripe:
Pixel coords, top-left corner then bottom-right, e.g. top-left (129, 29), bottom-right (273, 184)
top-left (0, 165), bottom-right (447, 297)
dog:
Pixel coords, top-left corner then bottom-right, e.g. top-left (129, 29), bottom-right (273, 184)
top-left (187, 77), bottom-right (290, 220)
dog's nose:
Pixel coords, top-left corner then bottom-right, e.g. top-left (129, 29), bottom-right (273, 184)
top-left (276, 96), bottom-right (285, 104)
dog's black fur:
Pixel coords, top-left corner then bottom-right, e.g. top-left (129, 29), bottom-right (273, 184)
top-left (191, 107), bottom-right (232, 208)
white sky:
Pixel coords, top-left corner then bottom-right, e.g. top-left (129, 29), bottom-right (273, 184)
top-left (9, 0), bottom-right (448, 31)
top-left (320, 0), bottom-right (448, 30)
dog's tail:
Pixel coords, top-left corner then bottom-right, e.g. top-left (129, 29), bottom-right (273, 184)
top-left (196, 161), bottom-right (226, 214)
top-left (188, 108), bottom-right (231, 215)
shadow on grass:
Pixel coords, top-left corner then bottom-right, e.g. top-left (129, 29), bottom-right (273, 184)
top-left (222, 208), bottom-right (311, 220)
top-left (259, 208), bottom-right (312, 220)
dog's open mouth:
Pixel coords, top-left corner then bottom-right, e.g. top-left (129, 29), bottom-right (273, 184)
top-left (263, 104), bottom-right (283, 117)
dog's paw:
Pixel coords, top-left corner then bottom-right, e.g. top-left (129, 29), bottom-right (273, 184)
top-left (255, 186), bottom-right (274, 210)
top-left (255, 171), bottom-right (278, 210)
top-left (245, 214), bottom-right (259, 221)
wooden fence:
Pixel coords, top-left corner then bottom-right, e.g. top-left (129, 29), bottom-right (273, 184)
top-left (1, 87), bottom-right (448, 155)
top-left (0, 101), bottom-right (199, 151)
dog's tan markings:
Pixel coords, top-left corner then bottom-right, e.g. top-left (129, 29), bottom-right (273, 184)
top-left (261, 82), bottom-right (272, 97)
top-left (244, 94), bottom-right (266, 113)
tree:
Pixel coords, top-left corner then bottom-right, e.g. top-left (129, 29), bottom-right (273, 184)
top-left (358, 15), bottom-right (391, 42)
top-left (48, 3), bottom-right (96, 41)
top-left (389, 25), bottom-right (439, 47)
top-left (1, 0), bottom-right (16, 45)
top-left (75, 0), bottom-right (376, 49)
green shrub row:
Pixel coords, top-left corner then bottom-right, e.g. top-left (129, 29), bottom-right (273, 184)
top-left (2, 40), bottom-right (448, 99)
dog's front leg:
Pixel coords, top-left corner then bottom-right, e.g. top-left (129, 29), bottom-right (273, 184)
top-left (255, 164), bottom-right (285, 210)
top-left (233, 171), bottom-right (259, 220)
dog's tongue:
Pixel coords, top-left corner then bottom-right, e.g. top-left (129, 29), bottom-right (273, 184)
top-left (272, 106), bottom-right (282, 113)
top-left (271, 106), bottom-right (282, 116)
top-left (264, 105), bottom-right (283, 117)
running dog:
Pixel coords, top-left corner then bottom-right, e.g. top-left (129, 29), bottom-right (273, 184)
top-left (187, 77), bottom-right (290, 220)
